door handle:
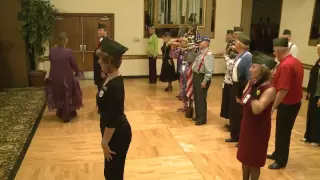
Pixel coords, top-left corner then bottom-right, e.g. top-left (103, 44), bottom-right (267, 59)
top-left (80, 45), bottom-right (83, 51)
top-left (83, 45), bottom-right (87, 52)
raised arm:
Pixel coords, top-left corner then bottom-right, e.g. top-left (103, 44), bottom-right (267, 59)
top-left (251, 87), bottom-right (276, 115)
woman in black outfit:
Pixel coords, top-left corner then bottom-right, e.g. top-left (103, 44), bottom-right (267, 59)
top-left (159, 32), bottom-right (177, 91)
top-left (96, 38), bottom-right (132, 179)
top-left (304, 44), bottom-right (320, 146)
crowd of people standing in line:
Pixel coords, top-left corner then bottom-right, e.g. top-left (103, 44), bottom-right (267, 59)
top-left (42, 22), bottom-right (320, 179)
top-left (145, 24), bottom-right (320, 179)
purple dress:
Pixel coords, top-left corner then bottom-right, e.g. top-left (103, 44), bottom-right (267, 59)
top-left (45, 47), bottom-right (83, 121)
top-left (170, 47), bottom-right (190, 99)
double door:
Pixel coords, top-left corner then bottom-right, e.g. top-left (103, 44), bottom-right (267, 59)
top-left (51, 14), bottom-right (114, 72)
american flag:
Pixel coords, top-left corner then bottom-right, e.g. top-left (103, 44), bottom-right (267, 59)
top-left (186, 67), bottom-right (194, 100)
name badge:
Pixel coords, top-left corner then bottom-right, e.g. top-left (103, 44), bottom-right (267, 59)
top-left (242, 94), bottom-right (251, 104)
top-left (99, 90), bottom-right (104, 97)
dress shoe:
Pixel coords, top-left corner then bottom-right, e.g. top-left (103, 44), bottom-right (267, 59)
top-left (268, 162), bottom-right (285, 170)
top-left (225, 138), bottom-right (238, 143)
top-left (266, 154), bottom-right (276, 160)
top-left (195, 121), bottom-right (206, 125)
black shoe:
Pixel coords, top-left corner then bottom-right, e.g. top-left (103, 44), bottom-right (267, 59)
top-left (266, 154), bottom-right (276, 160)
top-left (225, 138), bottom-right (238, 143)
top-left (149, 81), bottom-right (156, 84)
top-left (268, 162), bottom-right (285, 170)
top-left (164, 86), bottom-right (173, 91)
top-left (195, 121), bottom-right (206, 125)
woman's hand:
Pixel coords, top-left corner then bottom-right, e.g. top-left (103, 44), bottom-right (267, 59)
top-left (236, 97), bottom-right (241, 103)
top-left (306, 93), bottom-right (310, 100)
top-left (101, 140), bottom-right (116, 161)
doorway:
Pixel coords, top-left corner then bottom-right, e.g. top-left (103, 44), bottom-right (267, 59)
top-left (50, 13), bottom-right (114, 77)
top-left (241, 0), bottom-right (282, 55)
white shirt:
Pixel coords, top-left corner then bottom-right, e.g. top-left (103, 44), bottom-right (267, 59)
top-left (288, 42), bottom-right (298, 59)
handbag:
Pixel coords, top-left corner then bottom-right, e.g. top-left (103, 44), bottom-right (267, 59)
top-left (185, 107), bottom-right (193, 118)
top-left (185, 100), bottom-right (194, 118)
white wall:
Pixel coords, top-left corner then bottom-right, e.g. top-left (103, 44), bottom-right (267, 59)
top-left (280, 0), bottom-right (319, 88)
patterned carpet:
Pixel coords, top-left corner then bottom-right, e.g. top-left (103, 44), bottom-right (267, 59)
top-left (0, 88), bottom-right (46, 180)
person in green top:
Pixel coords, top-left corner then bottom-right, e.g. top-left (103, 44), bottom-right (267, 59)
top-left (147, 24), bottom-right (159, 84)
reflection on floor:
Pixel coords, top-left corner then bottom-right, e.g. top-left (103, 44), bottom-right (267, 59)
top-left (15, 77), bottom-right (320, 180)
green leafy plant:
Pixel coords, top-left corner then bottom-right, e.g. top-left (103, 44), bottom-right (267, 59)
top-left (18, 0), bottom-right (58, 71)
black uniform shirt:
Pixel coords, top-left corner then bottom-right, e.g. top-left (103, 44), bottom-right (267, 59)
top-left (96, 76), bottom-right (126, 128)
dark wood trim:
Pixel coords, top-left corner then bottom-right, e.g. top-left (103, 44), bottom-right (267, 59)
top-left (41, 54), bottom-right (225, 61)
top-left (308, 0), bottom-right (319, 47)
top-left (122, 73), bottom-right (224, 79)
top-left (302, 63), bottom-right (313, 70)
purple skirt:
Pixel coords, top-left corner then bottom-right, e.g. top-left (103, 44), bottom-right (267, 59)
top-left (45, 77), bottom-right (83, 112)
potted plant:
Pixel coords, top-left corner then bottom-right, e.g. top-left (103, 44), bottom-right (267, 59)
top-left (18, 0), bottom-right (58, 87)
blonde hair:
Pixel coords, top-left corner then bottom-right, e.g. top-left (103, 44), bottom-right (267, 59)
top-left (259, 65), bottom-right (272, 81)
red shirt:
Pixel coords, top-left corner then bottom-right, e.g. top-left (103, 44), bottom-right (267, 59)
top-left (273, 54), bottom-right (304, 105)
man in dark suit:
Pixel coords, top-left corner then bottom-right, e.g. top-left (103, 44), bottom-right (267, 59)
top-left (94, 23), bottom-right (108, 91)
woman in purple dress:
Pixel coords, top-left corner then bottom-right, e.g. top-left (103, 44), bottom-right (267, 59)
top-left (237, 52), bottom-right (277, 180)
top-left (170, 37), bottom-right (191, 111)
top-left (45, 32), bottom-right (83, 123)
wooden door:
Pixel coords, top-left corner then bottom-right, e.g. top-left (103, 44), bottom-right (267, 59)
top-left (51, 16), bottom-right (84, 70)
top-left (82, 16), bottom-right (114, 71)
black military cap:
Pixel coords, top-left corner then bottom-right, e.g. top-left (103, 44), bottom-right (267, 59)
top-left (147, 24), bottom-right (156, 29)
top-left (100, 38), bottom-right (128, 57)
top-left (252, 52), bottom-right (277, 70)
top-left (234, 27), bottom-right (243, 32)
top-left (238, 34), bottom-right (251, 46)
top-left (227, 30), bottom-right (234, 34)
top-left (98, 23), bottom-right (107, 29)
top-left (282, 29), bottom-right (291, 35)
top-left (273, 37), bottom-right (288, 47)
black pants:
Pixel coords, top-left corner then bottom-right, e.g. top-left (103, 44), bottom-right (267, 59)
top-left (304, 96), bottom-right (320, 143)
top-left (100, 120), bottom-right (132, 180)
top-left (220, 83), bottom-right (232, 119)
top-left (229, 84), bottom-right (242, 141)
top-left (272, 102), bottom-right (301, 166)
top-left (192, 73), bottom-right (211, 123)
top-left (148, 56), bottom-right (157, 83)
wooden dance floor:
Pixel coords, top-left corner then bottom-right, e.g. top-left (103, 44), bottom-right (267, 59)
top-left (16, 77), bottom-right (320, 180)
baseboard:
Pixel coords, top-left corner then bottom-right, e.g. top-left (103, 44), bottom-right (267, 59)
top-left (122, 73), bottom-right (225, 79)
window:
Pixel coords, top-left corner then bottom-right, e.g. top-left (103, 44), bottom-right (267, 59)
top-left (309, 0), bottom-right (320, 46)
top-left (144, 0), bottom-right (216, 38)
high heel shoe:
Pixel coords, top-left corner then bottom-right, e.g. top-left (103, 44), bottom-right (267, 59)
top-left (164, 86), bottom-right (173, 91)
